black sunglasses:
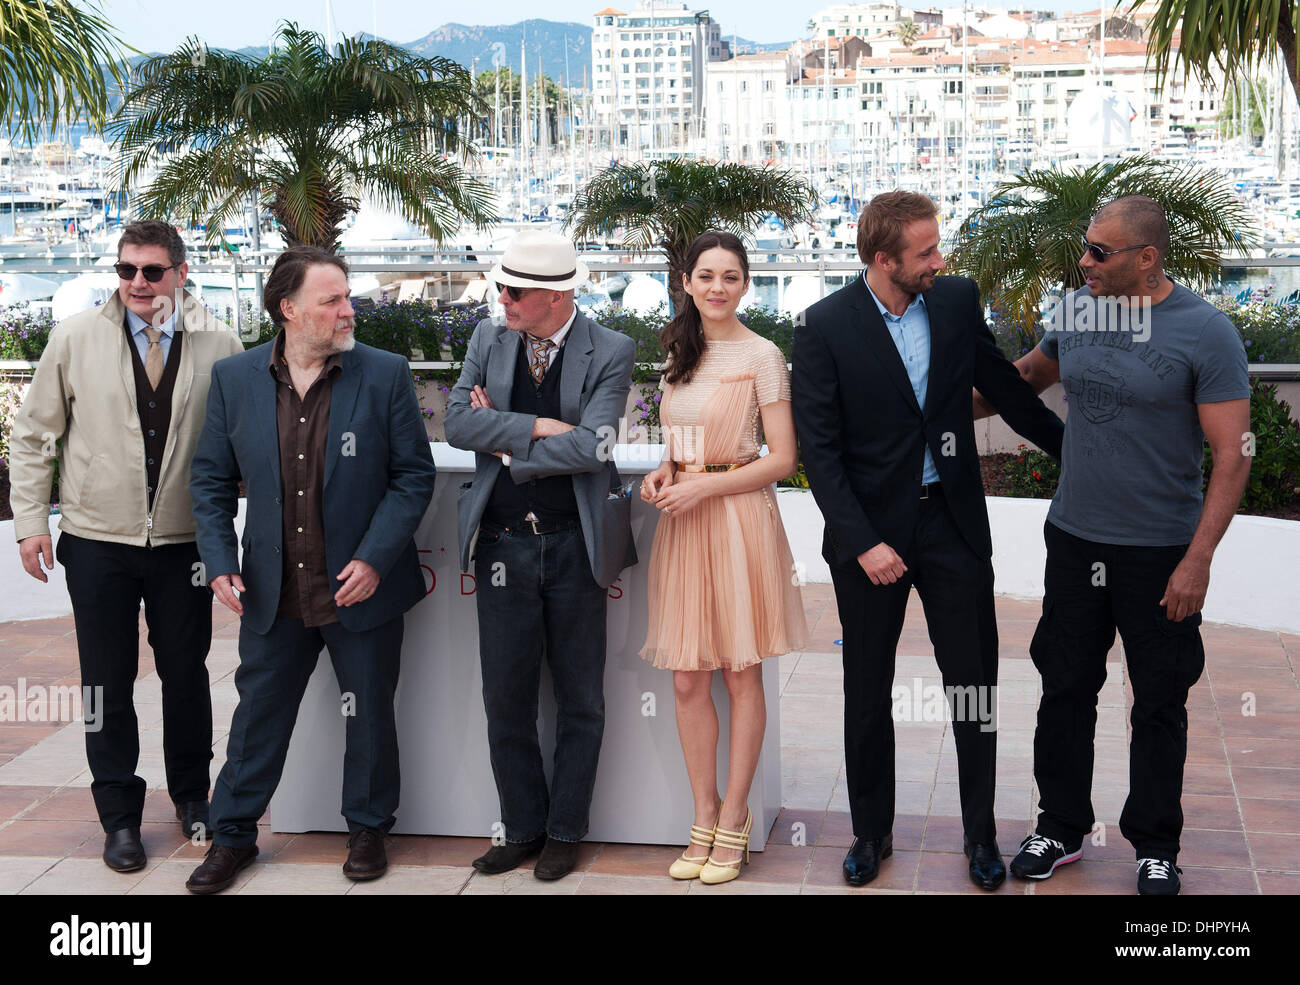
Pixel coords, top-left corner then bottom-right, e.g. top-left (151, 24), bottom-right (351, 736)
top-left (114, 262), bottom-right (180, 282)
top-left (1081, 238), bottom-right (1150, 264)
top-left (496, 283), bottom-right (541, 302)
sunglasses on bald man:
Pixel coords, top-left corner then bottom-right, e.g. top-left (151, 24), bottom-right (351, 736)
top-left (1081, 238), bottom-right (1150, 264)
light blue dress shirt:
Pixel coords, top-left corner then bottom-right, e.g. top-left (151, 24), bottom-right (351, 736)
top-left (863, 272), bottom-right (940, 485)
top-left (125, 308), bottom-right (177, 365)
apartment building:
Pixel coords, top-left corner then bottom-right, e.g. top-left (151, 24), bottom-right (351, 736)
top-left (590, 3), bottom-right (728, 153)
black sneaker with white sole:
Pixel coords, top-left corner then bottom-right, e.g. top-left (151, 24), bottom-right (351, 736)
top-left (1136, 858), bottom-right (1182, 895)
top-left (1009, 832), bottom-right (1083, 880)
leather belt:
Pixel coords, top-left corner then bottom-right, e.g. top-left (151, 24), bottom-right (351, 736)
top-left (919, 482), bottom-right (942, 500)
top-left (483, 515), bottom-right (581, 536)
top-left (675, 462), bottom-right (742, 473)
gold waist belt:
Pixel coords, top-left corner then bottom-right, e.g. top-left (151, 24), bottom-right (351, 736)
top-left (675, 462), bottom-right (742, 473)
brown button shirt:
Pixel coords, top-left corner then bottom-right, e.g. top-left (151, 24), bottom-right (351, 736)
top-left (269, 332), bottom-right (343, 627)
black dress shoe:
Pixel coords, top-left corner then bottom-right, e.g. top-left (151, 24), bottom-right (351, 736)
top-left (343, 828), bottom-right (388, 881)
top-left (175, 800), bottom-right (210, 841)
top-left (186, 844), bottom-right (258, 895)
top-left (472, 835), bottom-right (546, 875)
top-left (843, 834), bottom-right (893, 886)
top-left (534, 838), bottom-right (580, 881)
top-left (964, 837), bottom-right (1006, 890)
top-left (103, 827), bottom-right (147, 872)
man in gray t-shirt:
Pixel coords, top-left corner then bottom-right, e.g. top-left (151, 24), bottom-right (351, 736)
top-left (1040, 282), bottom-right (1248, 545)
top-left (974, 195), bottom-right (1251, 895)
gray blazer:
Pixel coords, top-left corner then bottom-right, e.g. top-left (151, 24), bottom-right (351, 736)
top-left (443, 309), bottom-right (637, 588)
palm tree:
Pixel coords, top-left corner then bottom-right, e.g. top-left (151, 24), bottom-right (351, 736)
top-left (945, 156), bottom-right (1255, 344)
top-left (109, 22), bottom-right (496, 252)
top-left (1130, 0), bottom-right (1300, 106)
top-left (566, 158), bottom-right (817, 312)
top-left (0, 0), bottom-right (129, 142)
top-left (898, 20), bottom-right (920, 49)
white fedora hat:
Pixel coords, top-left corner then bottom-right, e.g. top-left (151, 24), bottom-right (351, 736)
top-left (490, 230), bottom-right (589, 292)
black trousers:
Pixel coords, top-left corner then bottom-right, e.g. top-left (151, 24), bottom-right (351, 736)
top-left (830, 489), bottom-right (999, 844)
top-left (1030, 520), bottom-right (1205, 862)
top-left (57, 532), bottom-right (214, 832)
top-left (210, 614), bottom-right (404, 847)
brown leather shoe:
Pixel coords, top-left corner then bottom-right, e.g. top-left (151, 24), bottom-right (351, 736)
top-left (342, 828), bottom-right (388, 882)
top-left (186, 843), bottom-right (258, 895)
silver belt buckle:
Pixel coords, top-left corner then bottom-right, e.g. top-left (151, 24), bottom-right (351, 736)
top-left (920, 484), bottom-right (931, 500)
top-left (524, 510), bottom-right (542, 535)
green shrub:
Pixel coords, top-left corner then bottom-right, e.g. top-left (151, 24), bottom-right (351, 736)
top-left (0, 305), bottom-right (54, 359)
top-left (1001, 443), bottom-right (1060, 498)
top-left (1209, 290), bottom-right (1300, 364)
top-left (1203, 380), bottom-right (1300, 512)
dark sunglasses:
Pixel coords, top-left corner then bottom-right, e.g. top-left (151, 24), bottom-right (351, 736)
top-left (1081, 238), bottom-right (1150, 264)
top-left (114, 262), bottom-right (180, 282)
top-left (496, 283), bottom-right (539, 302)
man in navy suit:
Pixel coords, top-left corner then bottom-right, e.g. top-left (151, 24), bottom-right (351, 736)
top-left (184, 247), bottom-right (436, 893)
top-left (793, 191), bottom-right (1064, 890)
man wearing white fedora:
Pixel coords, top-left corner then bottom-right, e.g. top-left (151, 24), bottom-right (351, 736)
top-left (445, 229), bottom-right (637, 880)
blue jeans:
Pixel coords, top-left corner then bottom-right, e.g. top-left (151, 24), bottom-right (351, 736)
top-left (474, 523), bottom-right (608, 843)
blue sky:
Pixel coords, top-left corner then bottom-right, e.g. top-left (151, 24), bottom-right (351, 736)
top-left (101, 0), bottom-right (1105, 51)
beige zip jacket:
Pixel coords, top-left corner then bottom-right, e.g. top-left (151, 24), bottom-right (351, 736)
top-left (9, 291), bottom-right (245, 546)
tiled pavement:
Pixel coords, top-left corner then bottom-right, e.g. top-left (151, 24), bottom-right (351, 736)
top-left (0, 584), bottom-right (1296, 895)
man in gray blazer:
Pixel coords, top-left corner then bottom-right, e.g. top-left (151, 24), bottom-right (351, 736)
top-left (444, 230), bottom-right (636, 881)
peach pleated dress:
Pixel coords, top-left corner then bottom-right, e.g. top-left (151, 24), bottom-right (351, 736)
top-left (640, 334), bottom-right (809, 671)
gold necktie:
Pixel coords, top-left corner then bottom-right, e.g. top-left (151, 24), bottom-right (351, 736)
top-left (144, 328), bottom-right (164, 390)
top-left (527, 335), bottom-right (556, 385)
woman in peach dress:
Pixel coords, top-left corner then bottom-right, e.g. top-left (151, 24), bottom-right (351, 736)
top-left (639, 231), bottom-right (808, 884)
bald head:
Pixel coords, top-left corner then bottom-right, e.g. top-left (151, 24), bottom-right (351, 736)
top-left (1094, 196), bottom-right (1170, 263)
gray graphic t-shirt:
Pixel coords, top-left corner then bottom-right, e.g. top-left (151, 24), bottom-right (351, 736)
top-left (1039, 284), bottom-right (1249, 546)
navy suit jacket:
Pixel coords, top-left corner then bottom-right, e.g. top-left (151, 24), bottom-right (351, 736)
top-left (190, 340), bottom-right (437, 635)
top-left (793, 274), bottom-right (1064, 567)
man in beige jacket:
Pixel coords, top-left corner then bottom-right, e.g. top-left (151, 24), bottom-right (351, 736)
top-left (9, 221), bottom-right (243, 872)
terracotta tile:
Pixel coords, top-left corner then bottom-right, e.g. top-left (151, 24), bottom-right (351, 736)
top-left (1258, 871), bottom-right (1300, 894)
top-left (1182, 795), bottom-right (1244, 831)
top-left (741, 843), bottom-right (812, 884)
top-left (1240, 798), bottom-right (1300, 834)
top-left (685, 877), bottom-right (796, 895)
top-left (1179, 828), bottom-right (1253, 868)
top-left (1182, 762), bottom-right (1237, 797)
top-left (587, 842), bottom-right (684, 876)
top-left (1180, 866), bottom-right (1260, 895)
top-left (1230, 767), bottom-right (1300, 800)
top-left (1244, 832), bottom-right (1300, 872)
top-left (817, 811), bottom-right (856, 848)
top-left (273, 831), bottom-right (352, 864)
top-left (385, 835), bottom-right (494, 868)
top-left (1227, 738), bottom-right (1300, 769)
top-left (0, 785), bottom-right (52, 820)
top-left (1031, 858), bottom-right (1133, 894)
top-left (0, 726), bottom-right (62, 756)
top-left (1220, 710), bottom-right (1300, 738)
top-left (1208, 665), bottom-right (1299, 692)
top-left (0, 819), bottom-right (99, 857)
top-left (20, 786), bottom-right (97, 821)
